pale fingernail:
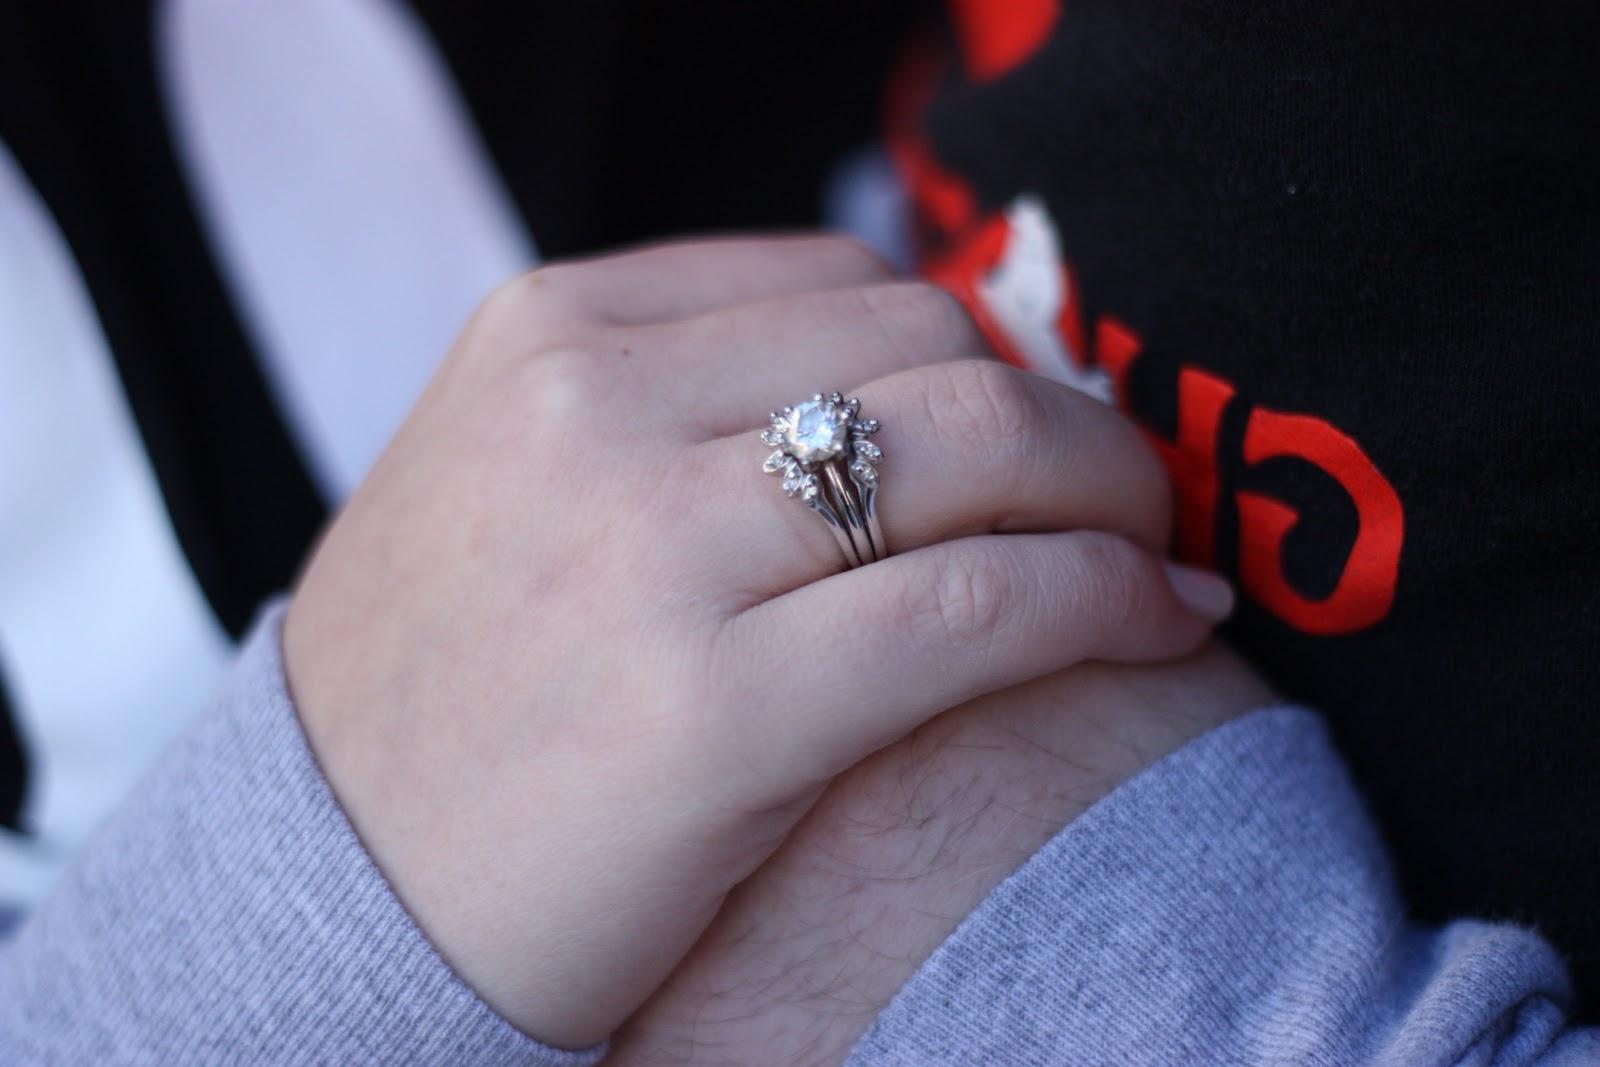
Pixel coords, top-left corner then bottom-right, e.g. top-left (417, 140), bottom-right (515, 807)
top-left (1162, 561), bottom-right (1235, 622)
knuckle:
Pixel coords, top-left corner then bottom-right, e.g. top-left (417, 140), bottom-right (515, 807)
top-left (517, 260), bottom-right (586, 301)
top-left (472, 272), bottom-right (531, 325)
top-left (925, 359), bottom-right (1040, 453)
top-left (480, 267), bottom-right (557, 320)
top-left (856, 280), bottom-right (973, 359)
top-left (1071, 533), bottom-right (1156, 631)
top-left (515, 342), bottom-right (619, 421)
top-left (900, 549), bottom-right (1014, 645)
top-left (461, 276), bottom-right (528, 347)
top-left (867, 278), bottom-right (967, 327)
top-left (465, 267), bottom-right (589, 352)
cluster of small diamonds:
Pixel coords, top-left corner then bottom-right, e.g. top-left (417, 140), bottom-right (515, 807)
top-left (761, 391), bottom-right (883, 504)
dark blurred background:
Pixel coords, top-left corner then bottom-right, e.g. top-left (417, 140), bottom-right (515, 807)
top-left (410, 1), bottom-right (934, 254)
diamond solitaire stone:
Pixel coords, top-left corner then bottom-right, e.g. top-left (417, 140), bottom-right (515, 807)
top-left (784, 399), bottom-right (851, 462)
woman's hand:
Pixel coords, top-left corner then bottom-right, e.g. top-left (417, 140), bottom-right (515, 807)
top-left (608, 643), bottom-right (1275, 1066)
top-left (282, 236), bottom-right (1233, 1048)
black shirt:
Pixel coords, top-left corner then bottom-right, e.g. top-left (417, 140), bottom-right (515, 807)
top-left (905, 0), bottom-right (1600, 1016)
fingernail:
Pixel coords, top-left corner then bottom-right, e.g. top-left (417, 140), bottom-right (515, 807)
top-left (1162, 561), bottom-right (1235, 622)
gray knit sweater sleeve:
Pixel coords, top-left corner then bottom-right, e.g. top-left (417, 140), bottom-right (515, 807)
top-left (0, 604), bottom-right (604, 1066)
top-left (2, 607), bottom-right (1596, 1065)
top-left (845, 707), bottom-right (1600, 1066)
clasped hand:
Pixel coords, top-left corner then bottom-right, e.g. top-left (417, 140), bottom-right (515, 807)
top-left (284, 236), bottom-right (1266, 1056)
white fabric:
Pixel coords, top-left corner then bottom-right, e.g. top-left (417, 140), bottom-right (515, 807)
top-left (157, 0), bottom-right (537, 499)
top-left (978, 195), bottom-right (1113, 403)
top-left (0, 0), bottom-right (539, 898)
top-left (0, 144), bottom-right (232, 902)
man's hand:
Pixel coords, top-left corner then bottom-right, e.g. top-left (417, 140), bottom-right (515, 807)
top-left (610, 642), bottom-right (1273, 1066)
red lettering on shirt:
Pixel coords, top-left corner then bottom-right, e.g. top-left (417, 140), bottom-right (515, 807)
top-left (1236, 408), bottom-right (1404, 634)
top-left (949, 0), bottom-right (1061, 82)
top-left (886, 49), bottom-right (1406, 635)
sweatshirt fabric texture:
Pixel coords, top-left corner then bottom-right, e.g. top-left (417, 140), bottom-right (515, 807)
top-left (0, 605), bottom-right (1594, 1065)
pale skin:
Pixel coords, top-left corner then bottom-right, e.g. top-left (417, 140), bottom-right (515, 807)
top-left (283, 235), bottom-right (1263, 1052)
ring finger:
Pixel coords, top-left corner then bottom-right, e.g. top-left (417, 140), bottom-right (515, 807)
top-left (683, 358), bottom-right (1173, 597)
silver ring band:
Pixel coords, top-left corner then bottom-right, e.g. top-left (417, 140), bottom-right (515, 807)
top-left (851, 469), bottom-right (886, 564)
top-left (823, 463), bottom-right (871, 565)
top-left (816, 470), bottom-right (868, 567)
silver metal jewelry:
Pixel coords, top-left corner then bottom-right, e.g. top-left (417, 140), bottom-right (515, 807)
top-left (762, 391), bottom-right (886, 568)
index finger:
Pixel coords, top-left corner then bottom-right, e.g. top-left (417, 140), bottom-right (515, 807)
top-left (532, 234), bottom-right (894, 326)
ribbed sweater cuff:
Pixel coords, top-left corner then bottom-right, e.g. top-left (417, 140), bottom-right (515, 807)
top-left (846, 705), bottom-right (1571, 1065)
top-left (0, 601), bottom-right (604, 1065)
